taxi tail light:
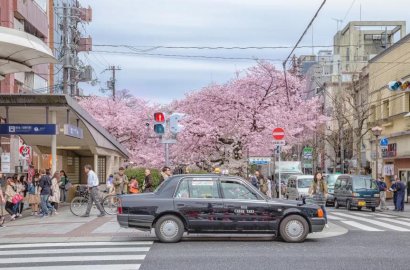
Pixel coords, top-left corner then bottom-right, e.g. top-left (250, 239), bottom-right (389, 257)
top-left (317, 208), bottom-right (324, 218)
top-left (117, 198), bottom-right (123, 214)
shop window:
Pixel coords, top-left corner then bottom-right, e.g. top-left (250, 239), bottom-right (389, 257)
top-left (98, 157), bottom-right (106, 183)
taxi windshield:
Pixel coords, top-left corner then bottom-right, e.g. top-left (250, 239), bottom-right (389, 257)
top-left (298, 178), bottom-right (313, 188)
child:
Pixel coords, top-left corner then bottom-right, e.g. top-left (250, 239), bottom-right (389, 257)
top-left (128, 177), bottom-right (140, 194)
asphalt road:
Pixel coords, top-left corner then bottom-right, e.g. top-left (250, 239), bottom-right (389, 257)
top-left (141, 232), bottom-right (410, 270)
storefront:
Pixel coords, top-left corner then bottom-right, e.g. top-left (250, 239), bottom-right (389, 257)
top-left (0, 95), bottom-right (129, 184)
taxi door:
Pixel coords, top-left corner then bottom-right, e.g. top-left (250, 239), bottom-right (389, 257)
top-left (174, 177), bottom-right (224, 231)
top-left (220, 179), bottom-right (272, 232)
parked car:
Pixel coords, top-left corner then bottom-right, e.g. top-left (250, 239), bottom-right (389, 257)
top-left (325, 174), bottom-right (340, 206)
top-left (333, 175), bottom-right (380, 212)
top-left (286, 175), bottom-right (313, 201)
top-left (117, 174), bottom-right (326, 243)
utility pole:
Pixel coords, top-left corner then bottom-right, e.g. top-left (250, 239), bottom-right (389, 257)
top-left (62, 4), bottom-right (69, 95)
top-left (101, 66), bottom-right (121, 100)
top-left (338, 60), bottom-right (345, 173)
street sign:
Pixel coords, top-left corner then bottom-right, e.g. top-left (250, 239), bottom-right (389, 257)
top-left (380, 138), bottom-right (389, 149)
top-left (272, 127), bottom-right (285, 140)
top-left (249, 157), bottom-right (271, 165)
top-left (0, 124), bottom-right (57, 135)
top-left (273, 140), bottom-right (286, 146)
top-left (303, 147), bottom-right (313, 159)
top-left (64, 124), bottom-right (84, 139)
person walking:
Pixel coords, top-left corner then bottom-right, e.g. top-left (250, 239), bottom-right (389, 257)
top-left (143, 169), bottom-right (153, 192)
top-left (59, 170), bottom-right (70, 203)
top-left (49, 172), bottom-right (61, 214)
top-left (159, 166), bottom-right (172, 185)
top-left (395, 178), bottom-right (406, 212)
top-left (255, 171), bottom-right (269, 196)
top-left (82, 165), bottom-right (105, 217)
top-left (39, 169), bottom-right (54, 218)
top-left (4, 177), bottom-right (20, 221)
top-left (376, 176), bottom-right (388, 211)
top-left (250, 174), bottom-right (259, 189)
top-left (26, 177), bottom-right (40, 216)
top-left (114, 167), bottom-right (129, 195)
top-left (106, 174), bottom-right (114, 194)
top-left (391, 175), bottom-right (399, 211)
top-left (16, 176), bottom-right (26, 217)
top-left (0, 187), bottom-right (5, 227)
top-left (309, 172), bottom-right (329, 228)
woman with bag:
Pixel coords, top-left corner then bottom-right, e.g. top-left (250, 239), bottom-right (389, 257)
top-left (59, 170), bottom-right (70, 203)
top-left (27, 176), bottom-right (40, 216)
top-left (0, 188), bottom-right (5, 227)
top-left (309, 172), bottom-right (329, 228)
top-left (4, 177), bottom-right (21, 221)
top-left (49, 172), bottom-right (61, 214)
top-left (16, 175), bottom-right (26, 217)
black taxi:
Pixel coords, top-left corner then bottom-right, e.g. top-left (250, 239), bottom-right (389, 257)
top-left (117, 174), bottom-right (325, 243)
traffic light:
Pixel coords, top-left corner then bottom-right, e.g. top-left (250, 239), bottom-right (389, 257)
top-left (153, 112), bottom-right (165, 134)
top-left (169, 113), bottom-right (185, 134)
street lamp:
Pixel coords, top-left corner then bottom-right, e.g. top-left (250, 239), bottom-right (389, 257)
top-left (371, 126), bottom-right (383, 179)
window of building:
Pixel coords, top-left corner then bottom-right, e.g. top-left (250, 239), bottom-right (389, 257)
top-left (383, 100), bottom-right (390, 119)
top-left (370, 105), bottom-right (376, 122)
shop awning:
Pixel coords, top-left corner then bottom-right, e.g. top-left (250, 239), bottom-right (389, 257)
top-left (0, 26), bottom-right (56, 79)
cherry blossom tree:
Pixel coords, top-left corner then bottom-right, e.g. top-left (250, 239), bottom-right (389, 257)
top-left (171, 62), bottom-right (327, 175)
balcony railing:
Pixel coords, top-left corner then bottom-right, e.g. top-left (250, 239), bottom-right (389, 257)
top-left (14, 0), bottom-right (48, 38)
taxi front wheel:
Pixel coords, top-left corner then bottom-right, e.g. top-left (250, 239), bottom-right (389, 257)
top-left (279, 215), bottom-right (309, 243)
top-left (155, 215), bottom-right (184, 243)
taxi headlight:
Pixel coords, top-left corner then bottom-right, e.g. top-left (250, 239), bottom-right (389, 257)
top-left (374, 194), bottom-right (380, 197)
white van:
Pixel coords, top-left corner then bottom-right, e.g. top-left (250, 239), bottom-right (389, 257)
top-left (285, 175), bottom-right (314, 200)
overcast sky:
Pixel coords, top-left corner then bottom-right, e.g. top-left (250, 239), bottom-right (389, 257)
top-left (78, 0), bottom-right (410, 103)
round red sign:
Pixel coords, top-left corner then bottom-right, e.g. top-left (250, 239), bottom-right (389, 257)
top-left (272, 127), bottom-right (285, 140)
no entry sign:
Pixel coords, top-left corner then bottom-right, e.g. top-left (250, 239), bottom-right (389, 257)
top-left (272, 127), bottom-right (285, 140)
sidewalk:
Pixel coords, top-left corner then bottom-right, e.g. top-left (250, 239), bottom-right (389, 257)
top-left (0, 205), bottom-right (152, 244)
top-left (380, 200), bottom-right (410, 218)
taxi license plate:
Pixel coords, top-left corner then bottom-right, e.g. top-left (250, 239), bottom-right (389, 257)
top-left (358, 201), bottom-right (366, 207)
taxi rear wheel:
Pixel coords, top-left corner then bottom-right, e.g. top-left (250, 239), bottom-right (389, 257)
top-left (279, 215), bottom-right (309, 243)
top-left (155, 215), bottom-right (184, 243)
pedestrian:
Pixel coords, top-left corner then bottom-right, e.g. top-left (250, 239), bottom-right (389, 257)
top-left (159, 166), bottom-right (172, 185)
top-left (16, 175), bottom-right (26, 216)
top-left (143, 169), bottom-right (153, 192)
top-left (114, 167), bottom-right (129, 195)
top-left (33, 173), bottom-right (41, 215)
top-left (390, 175), bottom-right (399, 211)
top-left (4, 177), bottom-right (21, 221)
top-left (39, 169), bottom-right (54, 218)
top-left (82, 164), bottom-right (105, 217)
top-left (255, 171), bottom-right (269, 196)
top-left (49, 172), bottom-right (61, 214)
top-left (106, 174), bottom-right (114, 194)
top-left (250, 174), bottom-right (259, 189)
top-left (59, 170), bottom-right (70, 203)
top-left (0, 187), bottom-right (5, 227)
top-left (26, 176), bottom-right (40, 216)
top-left (128, 177), bottom-right (140, 194)
top-left (375, 176), bottom-right (388, 211)
top-left (309, 172), bottom-right (329, 228)
top-left (395, 178), bottom-right (406, 212)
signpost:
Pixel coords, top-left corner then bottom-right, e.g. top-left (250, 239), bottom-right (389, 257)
top-left (0, 124), bottom-right (57, 135)
top-left (380, 137), bottom-right (389, 149)
top-left (64, 124), bottom-right (84, 139)
top-left (249, 157), bottom-right (272, 165)
top-left (273, 128), bottom-right (285, 199)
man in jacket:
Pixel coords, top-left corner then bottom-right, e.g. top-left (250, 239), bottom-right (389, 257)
top-left (114, 167), bottom-right (129, 195)
top-left (39, 169), bottom-right (54, 217)
top-left (82, 164), bottom-right (105, 217)
top-left (255, 171), bottom-right (268, 195)
top-left (376, 176), bottom-right (388, 210)
top-left (159, 166), bottom-right (172, 185)
top-left (143, 169), bottom-right (153, 192)
top-left (395, 178), bottom-right (406, 212)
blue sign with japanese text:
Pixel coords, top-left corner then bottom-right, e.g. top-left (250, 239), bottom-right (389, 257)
top-left (0, 124), bottom-right (57, 135)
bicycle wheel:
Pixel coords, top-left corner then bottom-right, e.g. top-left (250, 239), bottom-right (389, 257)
top-left (70, 196), bottom-right (89, 216)
top-left (102, 195), bottom-right (118, 215)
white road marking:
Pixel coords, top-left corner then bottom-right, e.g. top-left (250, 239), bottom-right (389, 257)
top-left (0, 247), bottom-right (150, 255)
top-left (4, 265), bottom-right (140, 270)
top-left (348, 212), bottom-right (372, 217)
top-left (398, 218), bottom-right (410, 222)
top-left (327, 214), bottom-right (346, 221)
top-left (0, 255), bottom-right (146, 264)
top-left (331, 212), bottom-right (410, 231)
top-left (377, 218), bottom-right (410, 227)
top-left (0, 241), bottom-right (153, 249)
top-left (374, 213), bottom-right (395, 218)
top-left (340, 221), bottom-right (384, 231)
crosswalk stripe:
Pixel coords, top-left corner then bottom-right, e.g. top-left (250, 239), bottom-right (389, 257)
top-left (0, 242), bottom-right (153, 249)
top-left (347, 212), bottom-right (372, 217)
top-left (377, 218), bottom-right (410, 227)
top-left (327, 214), bottom-right (346, 221)
top-left (374, 213), bottom-right (395, 218)
top-left (0, 247), bottom-right (150, 256)
top-left (340, 220), bottom-right (384, 231)
top-left (0, 254), bottom-right (146, 264)
top-left (398, 218), bottom-right (410, 222)
top-left (331, 212), bottom-right (410, 231)
top-left (2, 264), bottom-right (140, 270)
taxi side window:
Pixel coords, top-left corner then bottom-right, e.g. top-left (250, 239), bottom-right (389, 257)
top-left (175, 180), bottom-right (190, 198)
top-left (221, 181), bottom-right (258, 200)
top-left (189, 180), bottom-right (220, 199)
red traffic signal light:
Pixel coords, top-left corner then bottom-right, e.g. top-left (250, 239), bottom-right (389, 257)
top-left (154, 112), bottom-right (165, 123)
